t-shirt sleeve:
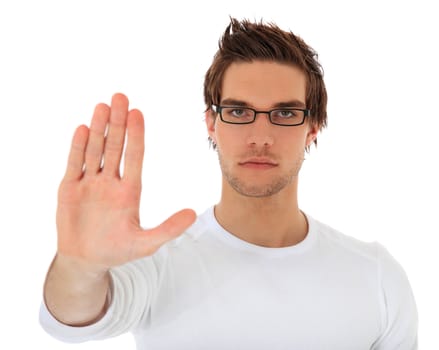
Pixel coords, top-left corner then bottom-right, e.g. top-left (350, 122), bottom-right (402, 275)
top-left (39, 254), bottom-right (161, 343)
top-left (372, 244), bottom-right (418, 349)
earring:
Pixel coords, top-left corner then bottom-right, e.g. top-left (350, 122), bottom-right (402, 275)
top-left (208, 137), bottom-right (217, 150)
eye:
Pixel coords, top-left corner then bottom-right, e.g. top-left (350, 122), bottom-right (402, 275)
top-left (223, 107), bottom-right (253, 119)
top-left (273, 109), bottom-right (297, 118)
top-left (230, 109), bottom-right (245, 117)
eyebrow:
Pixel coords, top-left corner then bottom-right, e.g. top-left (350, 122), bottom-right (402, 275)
top-left (220, 98), bottom-right (306, 109)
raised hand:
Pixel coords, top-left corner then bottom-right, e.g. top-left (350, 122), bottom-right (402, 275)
top-left (56, 93), bottom-right (196, 270)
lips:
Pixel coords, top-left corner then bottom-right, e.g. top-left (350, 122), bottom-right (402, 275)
top-left (238, 157), bottom-right (278, 169)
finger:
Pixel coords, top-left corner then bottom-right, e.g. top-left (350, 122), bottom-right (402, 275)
top-left (102, 93), bottom-right (129, 177)
top-left (84, 103), bottom-right (110, 175)
top-left (134, 209), bottom-right (197, 258)
top-left (64, 125), bottom-right (89, 181)
top-left (122, 109), bottom-right (144, 185)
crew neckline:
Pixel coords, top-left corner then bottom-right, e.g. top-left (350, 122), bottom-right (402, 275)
top-left (201, 206), bottom-right (318, 258)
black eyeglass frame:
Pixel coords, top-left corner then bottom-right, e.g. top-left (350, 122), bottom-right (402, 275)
top-left (211, 104), bottom-right (311, 126)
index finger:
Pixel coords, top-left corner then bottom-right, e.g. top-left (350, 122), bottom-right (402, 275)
top-left (63, 125), bottom-right (89, 181)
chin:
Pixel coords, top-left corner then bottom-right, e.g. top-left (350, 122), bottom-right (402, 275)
top-left (229, 178), bottom-right (292, 198)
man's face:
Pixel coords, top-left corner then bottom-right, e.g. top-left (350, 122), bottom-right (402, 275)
top-left (206, 60), bottom-right (318, 198)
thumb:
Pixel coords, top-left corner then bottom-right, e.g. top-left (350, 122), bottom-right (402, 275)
top-left (134, 209), bottom-right (197, 257)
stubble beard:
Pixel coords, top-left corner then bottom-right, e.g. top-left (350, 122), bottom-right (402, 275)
top-left (217, 150), bottom-right (305, 198)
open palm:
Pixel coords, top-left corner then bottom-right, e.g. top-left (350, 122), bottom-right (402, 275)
top-left (56, 93), bottom-right (196, 269)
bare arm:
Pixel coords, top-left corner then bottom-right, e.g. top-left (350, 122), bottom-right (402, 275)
top-left (44, 93), bottom-right (196, 326)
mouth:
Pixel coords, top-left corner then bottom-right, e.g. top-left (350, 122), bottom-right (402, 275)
top-left (238, 157), bottom-right (278, 169)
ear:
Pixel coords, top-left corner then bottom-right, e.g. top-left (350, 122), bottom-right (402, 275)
top-left (305, 123), bottom-right (319, 148)
top-left (205, 110), bottom-right (217, 144)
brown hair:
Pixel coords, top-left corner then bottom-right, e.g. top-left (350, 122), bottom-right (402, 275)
top-left (204, 18), bottom-right (328, 148)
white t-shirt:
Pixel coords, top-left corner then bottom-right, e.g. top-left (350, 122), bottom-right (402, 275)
top-left (40, 207), bottom-right (418, 349)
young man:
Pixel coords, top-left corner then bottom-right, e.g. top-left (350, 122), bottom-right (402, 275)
top-left (40, 18), bottom-right (418, 349)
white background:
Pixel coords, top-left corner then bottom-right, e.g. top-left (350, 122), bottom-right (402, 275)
top-left (1, 0), bottom-right (438, 348)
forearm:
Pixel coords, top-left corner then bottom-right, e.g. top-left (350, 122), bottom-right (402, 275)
top-left (43, 254), bottom-right (111, 326)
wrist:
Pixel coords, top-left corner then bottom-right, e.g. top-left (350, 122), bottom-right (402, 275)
top-left (51, 253), bottom-right (109, 282)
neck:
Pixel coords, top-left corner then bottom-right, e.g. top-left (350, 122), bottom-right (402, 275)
top-left (214, 178), bottom-right (308, 248)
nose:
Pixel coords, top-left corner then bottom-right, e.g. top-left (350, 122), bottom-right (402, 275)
top-left (245, 112), bottom-right (274, 147)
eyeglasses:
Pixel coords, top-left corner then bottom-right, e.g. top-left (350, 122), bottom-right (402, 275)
top-left (211, 105), bottom-right (310, 126)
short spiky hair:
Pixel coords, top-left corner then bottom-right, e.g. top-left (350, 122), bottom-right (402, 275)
top-left (204, 18), bottom-right (328, 148)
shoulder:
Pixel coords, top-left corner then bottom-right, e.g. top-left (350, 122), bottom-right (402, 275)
top-left (308, 214), bottom-right (381, 263)
top-left (309, 215), bottom-right (411, 277)
top-left (309, 215), bottom-right (414, 286)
